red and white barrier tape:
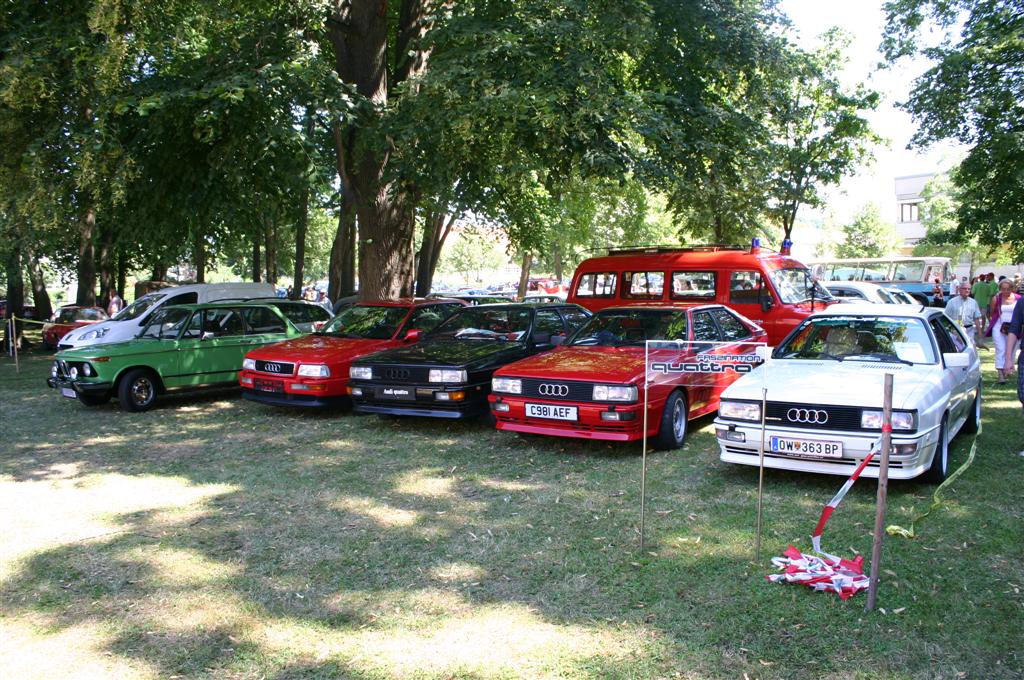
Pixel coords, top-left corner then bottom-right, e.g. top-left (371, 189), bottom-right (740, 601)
top-left (768, 436), bottom-right (883, 600)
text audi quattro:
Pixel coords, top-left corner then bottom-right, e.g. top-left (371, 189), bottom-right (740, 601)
top-left (489, 305), bottom-right (766, 449)
top-left (239, 299), bottom-right (463, 407)
top-left (714, 304), bottom-right (981, 482)
top-left (347, 303), bottom-right (590, 419)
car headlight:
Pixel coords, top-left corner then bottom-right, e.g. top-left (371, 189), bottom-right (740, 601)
top-left (297, 364), bottom-right (331, 378)
top-left (79, 328), bottom-right (108, 341)
top-left (719, 400), bottom-right (761, 421)
top-left (492, 377), bottom-right (522, 394)
top-left (861, 410), bottom-right (916, 431)
top-left (69, 366), bottom-right (79, 379)
top-left (429, 369), bottom-right (467, 383)
top-left (350, 366), bottom-right (373, 380)
top-left (242, 358), bottom-right (256, 371)
top-left (592, 384), bottom-right (638, 402)
top-left (51, 362), bottom-right (58, 378)
top-left (82, 364), bottom-right (93, 377)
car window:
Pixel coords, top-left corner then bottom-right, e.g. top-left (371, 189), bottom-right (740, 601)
top-left (431, 308), bottom-right (534, 341)
top-left (241, 306), bottom-right (288, 335)
top-left (534, 309), bottom-right (565, 336)
top-left (729, 271), bottom-right (765, 304)
top-left (711, 308), bottom-right (752, 340)
top-left (622, 271), bottom-right (665, 299)
top-left (57, 308), bottom-right (77, 323)
top-left (559, 307), bottom-right (590, 330)
top-left (114, 293), bottom-right (166, 321)
top-left (277, 303), bottom-right (329, 325)
top-left (933, 315), bottom-right (968, 353)
top-left (570, 309), bottom-right (688, 346)
top-left (406, 306), bottom-right (450, 333)
top-left (778, 317), bottom-right (938, 364)
top-left (198, 309), bottom-right (246, 338)
top-left (324, 305), bottom-right (408, 339)
top-left (574, 272), bottom-right (617, 298)
top-left (140, 307), bottom-right (192, 339)
top-left (165, 292), bottom-right (199, 306)
top-left (76, 308), bottom-right (108, 321)
top-left (691, 311), bottom-right (720, 341)
top-left (670, 271), bottom-right (717, 300)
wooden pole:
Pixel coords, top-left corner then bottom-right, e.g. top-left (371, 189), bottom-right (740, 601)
top-left (639, 340), bottom-right (650, 552)
top-left (866, 373), bottom-right (894, 611)
top-left (755, 386), bottom-right (768, 562)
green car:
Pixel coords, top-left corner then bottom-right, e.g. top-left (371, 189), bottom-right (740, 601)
top-left (47, 302), bottom-right (304, 412)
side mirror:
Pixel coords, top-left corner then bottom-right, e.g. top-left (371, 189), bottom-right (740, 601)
top-left (760, 294), bottom-right (774, 313)
top-left (532, 331), bottom-right (552, 345)
top-left (403, 328), bottom-right (421, 343)
top-left (201, 331), bottom-right (216, 341)
top-left (943, 352), bottom-right (969, 368)
top-left (551, 334), bottom-right (566, 346)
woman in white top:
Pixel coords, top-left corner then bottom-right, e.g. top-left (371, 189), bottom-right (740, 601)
top-left (992, 279), bottom-right (1021, 383)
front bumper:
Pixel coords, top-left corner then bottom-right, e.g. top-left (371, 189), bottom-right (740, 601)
top-left (241, 388), bottom-right (349, 408)
top-left (349, 380), bottom-right (489, 419)
top-left (47, 376), bottom-right (113, 397)
top-left (489, 395), bottom-right (650, 442)
top-left (238, 370), bottom-right (349, 406)
top-left (714, 419), bottom-right (941, 480)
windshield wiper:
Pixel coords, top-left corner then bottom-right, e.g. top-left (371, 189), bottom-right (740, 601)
top-left (844, 352), bottom-right (914, 366)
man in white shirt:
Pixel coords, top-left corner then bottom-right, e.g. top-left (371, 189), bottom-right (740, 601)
top-left (944, 283), bottom-right (984, 346)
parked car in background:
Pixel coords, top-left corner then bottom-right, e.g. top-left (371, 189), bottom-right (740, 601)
top-left (240, 298), bottom-right (464, 408)
top-left (223, 298), bottom-right (333, 333)
top-left (885, 288), bottom-right (919, 305)
top-left (348, 303), bottom-right (591, 419)
top-left (58, 282), bottom-right (275, 350)
top-left (715, 304), bottom-right (981, 482)
top-left (429, 293), bottom-right (516, 306)
top-left (567, 241), bottom-right (836, 345)
top-left (48, 302), bottom-right (303, 411)
top-left (809, 256), bottom-right (954, 305)
top-left (489, 305), bottom-right (766, 449)
top-left (523, 294), bottom-right (566, 304)
top-left (42, 305), bottom-right (109, 349)
top-left (822, 281), bottom-right (899, 304)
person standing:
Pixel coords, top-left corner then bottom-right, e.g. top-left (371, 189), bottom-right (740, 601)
top-left (1002, 294), bottom-right (1024, 416)
top-left (971, 273), bottom-right (997, 349)
top-left (991, 280), bottom-right (1021, 383)
top-left (931, 278), bottom-right (945, 307)
top-left (945, 283), bottom-right (984, 346)
top-left (106, 291), bottom-right (124, 317)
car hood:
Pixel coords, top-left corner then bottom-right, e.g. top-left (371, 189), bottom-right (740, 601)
top-left (721, 360), bottom-right (941, 410)
top-left (55, 339), bottom-right (157, 361)
top-left (495, 346), bottom-right (645, 384)
top-left (358, 339), bottom-right (525, 368)
top-left (246, 334), bottom-right (393, 365)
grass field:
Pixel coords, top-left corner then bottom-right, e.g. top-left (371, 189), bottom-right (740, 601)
top-left (1, 339), bottom-right (1022, 679)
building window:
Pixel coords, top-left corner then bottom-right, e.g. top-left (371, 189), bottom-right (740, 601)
top-left (900, 202), bottom-right (920, 223)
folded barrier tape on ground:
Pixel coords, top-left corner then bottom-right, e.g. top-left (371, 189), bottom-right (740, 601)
top-left (767, 438), bottom-right (881, 600)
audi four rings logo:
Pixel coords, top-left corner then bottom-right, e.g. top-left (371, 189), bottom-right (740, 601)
top-left (386, 368), bottom-right (410, 380)
top-left (538, 383), bottom-right (570, 397)
top-left (264, 362), bottom-right (282, 373)
top-left (787, 408), bottom-right (829, 424)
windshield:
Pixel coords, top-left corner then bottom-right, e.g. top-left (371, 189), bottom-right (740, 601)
top-left (139, 307), bottom-right (192, 340)
top-left (770, 267), bottom-right (834, 304)
top-left (114, 293), bottom-right (166, 321)
top-left (430, 308), bottom-right (533, 341)
top-left (569, 310), bottom-right (688, 347)
top-left (75, 308), bottom-right (108, 322)
top-left (320, 305), bottom-right (408, 339)
top-left (776, 316), bottom-right (937, 364)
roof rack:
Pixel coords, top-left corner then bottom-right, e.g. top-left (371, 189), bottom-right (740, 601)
top-left (605, 244), bottom-right (748, 255)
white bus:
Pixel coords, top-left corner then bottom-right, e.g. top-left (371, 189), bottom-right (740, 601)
top-left (808, 257), bottom-right (955, 305)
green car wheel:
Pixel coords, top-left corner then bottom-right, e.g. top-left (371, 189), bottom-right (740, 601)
top-left (119, 368), bottom-right (159, 412)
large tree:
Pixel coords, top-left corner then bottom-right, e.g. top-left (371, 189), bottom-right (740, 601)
top-left (883, 0), bottom-right (1024, 261)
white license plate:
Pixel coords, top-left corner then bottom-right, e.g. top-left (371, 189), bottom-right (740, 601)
top-left (61, 387), bottom-right (77, 399)
top-left (526, 403), bottom-right (578, 421)
top-left (770, 436), bottom-right (843, 458)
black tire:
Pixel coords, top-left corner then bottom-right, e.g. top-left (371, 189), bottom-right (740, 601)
top-left (77, 392), bottom-right (111, 407)
top-left (481, 410), bottom-right (498, 428)
top-left (118, 368), bottom-right (159, 412)
top-left (960, 384), bottom-right (981, 434)
top-left (653, 390), bottom-right (688, 450)
top-left (923, 415), bottom-right (949, 484)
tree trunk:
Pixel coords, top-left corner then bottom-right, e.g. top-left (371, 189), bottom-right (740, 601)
top-left (27, 250), bottom-right (53, 320)
top-left (552, 241), bottom-right (564, 281)
top-left (415, 210), bottom-right (455, 297)
top-left (194, 231), bottom-right (206, 283)
top-left (76, 206), bottom-right (97, 305)
top-left (251, 239), bottom-right (262, 282)
top-left (3, 247), bottom-right (25, 350)
top-left (292, 108), bottom-right (315, 300)
top-left (328, 205), bottom-right (357, 300)
top-left (517, 251), bottom-right (532, 300)
top-left (116, 247), bottom-right (127, 298)
top-left (98, 224), bottom-right (115, 305)
top-left (263, 215), bottom-right (278, 284)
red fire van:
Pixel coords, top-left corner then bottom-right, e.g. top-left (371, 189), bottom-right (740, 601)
top-left (566, 241), bottom-right (835, 345)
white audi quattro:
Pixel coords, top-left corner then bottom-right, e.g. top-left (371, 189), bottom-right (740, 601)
top-left (714, 304), bottom-right (981, 483)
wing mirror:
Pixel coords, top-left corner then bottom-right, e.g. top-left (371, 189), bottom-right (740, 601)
top-left (943, 352), bottom-right (969, 368)
top-left (403, 328), bottom-right (421, 343)
top-left (201, 331), bottom-right (216, 341)
top-left (760, 293), bottom-right (774, 313)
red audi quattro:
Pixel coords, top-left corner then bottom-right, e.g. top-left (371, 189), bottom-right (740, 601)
top-left (239, 299), bottom-right (464, 407)
top-left (488, 305), bottom-right (766, 449)
top-left (566, 241), bottom-right (835, 346)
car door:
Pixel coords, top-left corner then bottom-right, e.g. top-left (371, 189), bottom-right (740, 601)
top-left (688, 309), bottom-right (722, 412)
top-left (177, 308), bottom-right (250, 385)
top-left (930, 315), bottom-right (974, 424)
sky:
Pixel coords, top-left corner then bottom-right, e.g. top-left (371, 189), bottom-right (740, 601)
top-left (778, 0), bottom-right (964, 228)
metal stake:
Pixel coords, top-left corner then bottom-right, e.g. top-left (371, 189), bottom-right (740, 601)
top-left (755, 386), bottom-right (768, 562)
top-left (639, 340), bottom-right (650, 552)
top-left (866, 373), bottom-right (894, 611)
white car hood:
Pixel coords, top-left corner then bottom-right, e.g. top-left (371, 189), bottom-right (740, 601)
top-left (723, 360), bottom-right (940, 411)
top-left (60, 318), bottom-right (137, 347)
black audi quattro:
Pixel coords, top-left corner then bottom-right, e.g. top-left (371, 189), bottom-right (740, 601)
top-left (347, 303), bottom-right (591, 418)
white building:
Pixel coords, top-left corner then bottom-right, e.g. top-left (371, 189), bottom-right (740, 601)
top-left (893, 172), bottom-right (934, 253)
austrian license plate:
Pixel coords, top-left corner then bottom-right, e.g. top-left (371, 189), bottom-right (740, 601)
top-left (526, 403), bottom-right (578, 421)
top-left (254, 378), bottom-right (284, 393)
top-left (770, 436), bottom-right (843, 458)
top-left (378, 385), bottom-right (414, 401)
top-left (61, 387), bottom-right (77, 399)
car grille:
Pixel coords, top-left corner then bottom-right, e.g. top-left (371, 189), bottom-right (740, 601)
top-left (764, 401), bottom-right (864, 432)
top-left (518, 378), bottom-right (595, 402)
top-left (363, 365), bottom-right (433, 383)
top-left (255, 360), bottom-right (294, 375)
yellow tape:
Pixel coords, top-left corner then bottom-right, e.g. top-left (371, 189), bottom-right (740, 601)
top-left (8, 315), bottom-right (51, 326)
top-left (886, 429), bottom-right (979, 539)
